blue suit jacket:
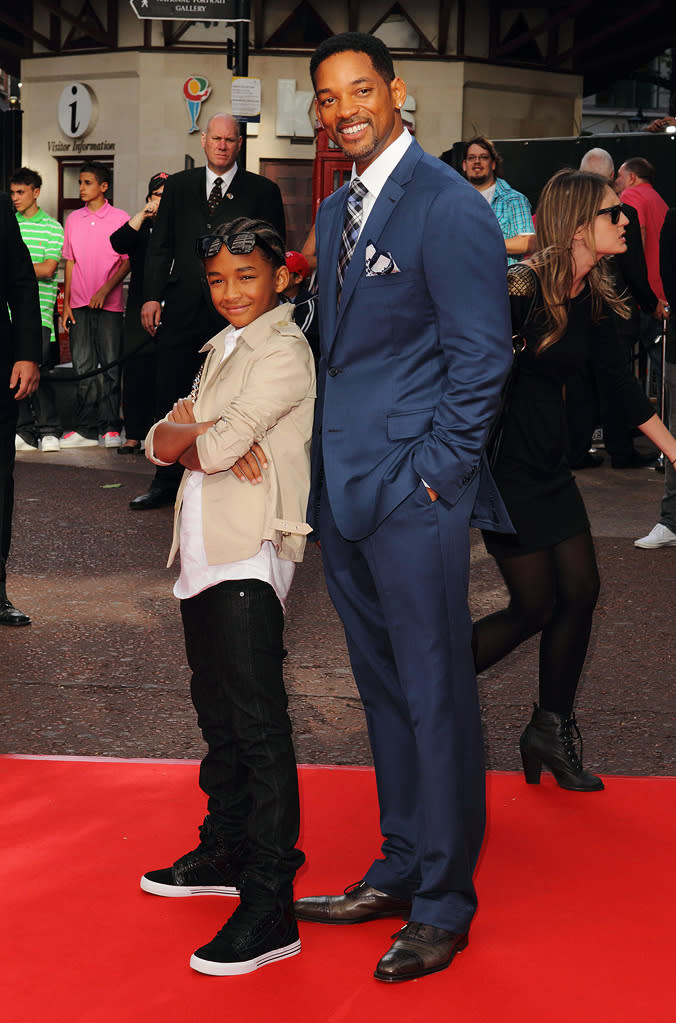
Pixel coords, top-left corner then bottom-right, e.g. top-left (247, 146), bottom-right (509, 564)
top-left (309, 139), bottom-right (513, 542)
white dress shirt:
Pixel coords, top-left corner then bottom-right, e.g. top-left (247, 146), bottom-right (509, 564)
top-left (352, 128), bottom-right (413, 238)
top-left (205, 163), bottom-right (238, 201)
top-left (173, 327), bottom-right (295, 607)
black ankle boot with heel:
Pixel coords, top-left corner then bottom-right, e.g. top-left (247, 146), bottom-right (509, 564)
top-left (519, 704), bottom-right (604, 792)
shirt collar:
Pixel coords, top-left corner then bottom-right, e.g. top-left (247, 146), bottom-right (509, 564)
top-left (206, 163), bottom-right (238, 197)
top-left (351, 129), bottom-right (413, 200)
top-left (200, 303), bottom-right (295, 355)
top-left (83, 200), bottom-right (110, 219)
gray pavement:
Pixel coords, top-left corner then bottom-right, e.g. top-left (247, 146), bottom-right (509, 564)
top-left (2, 442), bottom-right (674, 776)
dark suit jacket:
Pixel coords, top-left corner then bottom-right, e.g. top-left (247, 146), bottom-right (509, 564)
top-left (142, 165), bottom-right (285, 335)
top-left (0, 192), bottom-right (42, 385)
top-left (309, 138), bottom-right (513, 542)
top-left (615, 203), bottom-right (658, 318)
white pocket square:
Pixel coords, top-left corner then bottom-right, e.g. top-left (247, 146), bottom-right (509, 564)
top-left (365, 242), bottom-right (400, 276)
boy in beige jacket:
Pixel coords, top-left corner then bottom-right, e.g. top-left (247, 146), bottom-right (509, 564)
top-left (140, 217), bottom-right (315, 977)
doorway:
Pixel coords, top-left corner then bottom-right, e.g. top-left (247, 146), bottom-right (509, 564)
top-left (259, 158), bottom-right (313, 252)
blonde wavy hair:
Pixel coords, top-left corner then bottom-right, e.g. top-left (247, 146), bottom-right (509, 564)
top-left (530, 168), bottom-right (629, 353)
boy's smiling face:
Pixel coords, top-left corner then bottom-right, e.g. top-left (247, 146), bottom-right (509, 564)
top-left (205, 244), bottom-right (289, 329)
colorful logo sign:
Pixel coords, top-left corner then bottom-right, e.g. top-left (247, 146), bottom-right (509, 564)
top-left (183, 76), bottom-right (212, 134)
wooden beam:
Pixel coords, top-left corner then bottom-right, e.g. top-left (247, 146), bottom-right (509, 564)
top-left (488, 0), bottom-right (501, 60)
top-left (438, 0), bottom-right (451, 55)
top-left (50, 11), bottom-right (60, 51)
top-left (0, 37), bottom-right (31, 59)
top-left (456, 0), bottom-right (466, 58)
top-left (107, 0), bottom-right (118, 49)
top-left (552, 1), bottom-right (660, 67)
top-left (495, 0), bottom-right (593, 60)
top-left (252, 0), bottom-right (264, 50)
top-left (161, 20), bottom-right (194, 46)
top-left (0, 10), bottom-right (52, 50)
top-left (36, 1), bottom-right (110, 47)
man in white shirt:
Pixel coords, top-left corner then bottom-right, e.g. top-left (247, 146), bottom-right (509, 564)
top-left (294, 32), bottom-right (512, 983)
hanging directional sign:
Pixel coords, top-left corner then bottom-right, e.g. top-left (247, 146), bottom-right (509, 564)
top-left (129, 0), bottom-right (249, 21)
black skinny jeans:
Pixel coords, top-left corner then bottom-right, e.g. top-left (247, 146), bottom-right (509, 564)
top-left (180, 578), bottom-right (304, 895)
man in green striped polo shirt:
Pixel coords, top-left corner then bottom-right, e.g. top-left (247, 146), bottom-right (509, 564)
top-left (10, 168), bottom-right (64, 452)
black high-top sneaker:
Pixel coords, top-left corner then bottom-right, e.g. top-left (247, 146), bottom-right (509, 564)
top-left (140, 822), bottom-right (246, 897)
top-left (190, 880), bottom-right (300, 976)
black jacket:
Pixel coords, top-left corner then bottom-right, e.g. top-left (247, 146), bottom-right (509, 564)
top-left (0, 192), bottom-right (42, 382)
top-left (614, 203), bottom-right (658, 316)
top-left (142, 165), bottom-right (285, 334)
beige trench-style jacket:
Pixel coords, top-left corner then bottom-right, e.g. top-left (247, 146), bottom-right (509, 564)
top-left (146, 302), bottom-right (316, 567)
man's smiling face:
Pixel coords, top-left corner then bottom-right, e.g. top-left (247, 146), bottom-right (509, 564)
top-left (313, 50), bottom-right (406, 174)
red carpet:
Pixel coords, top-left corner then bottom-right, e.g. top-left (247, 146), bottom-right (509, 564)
top-left (2, 756), bottom-right (673, 1023)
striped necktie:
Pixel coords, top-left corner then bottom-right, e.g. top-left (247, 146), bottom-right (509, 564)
top-left (336, 178), bottom-right (368, 307)
top-left (208, 176), bottom-right (223, 214)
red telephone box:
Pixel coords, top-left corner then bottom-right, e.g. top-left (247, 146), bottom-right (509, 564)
top-left (311, 126), bottom-right (352, 220)
top-left (311, 121), bottom-right (416, 218)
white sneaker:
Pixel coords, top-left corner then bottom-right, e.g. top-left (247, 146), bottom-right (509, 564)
top-left (15, 435), bottom-right (38, 451)
top-left (101, 431), bottom-right (121, 448)
top-left (40, 435), bottom-right (61, 452)
top-left (60, 431), bottom-right (98, 448)
top-left (634, 523), bottom-right (676, 548)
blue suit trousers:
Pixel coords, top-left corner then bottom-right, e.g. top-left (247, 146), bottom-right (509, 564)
top-left (319, 478), bottom-right (486, 933)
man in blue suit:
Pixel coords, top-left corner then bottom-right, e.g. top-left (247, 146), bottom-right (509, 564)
top-left (293, 34), bottom-right (513, 982)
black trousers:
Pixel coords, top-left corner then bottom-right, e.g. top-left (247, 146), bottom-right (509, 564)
top-left (0, 388), bottom-right (18, 586)
top-left (180, 579), bottom-right (304, 894)
top-left (120, 308), bottom-right (157, 442)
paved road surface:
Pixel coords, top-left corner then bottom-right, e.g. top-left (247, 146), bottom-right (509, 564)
top-left (3, 443), bottom-right (674, 776)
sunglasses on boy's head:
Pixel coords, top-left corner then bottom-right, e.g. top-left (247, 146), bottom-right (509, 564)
top-left (596, 204), bottom-right (623, 225)
top-left (196, 231), bottom-right (277, 260)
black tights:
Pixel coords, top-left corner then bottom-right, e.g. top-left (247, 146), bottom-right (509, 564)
top-left (472, 531), bottom-right (600, 717)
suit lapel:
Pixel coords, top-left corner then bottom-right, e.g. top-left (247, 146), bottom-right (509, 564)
top-left (326, 140), bottom-right (424, 352)
top-left (197, 167), bottom-right (208, 211)
top-left (334, 176), bottom-right (403, 328)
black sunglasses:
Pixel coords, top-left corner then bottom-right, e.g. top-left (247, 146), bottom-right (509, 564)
top-left (597, 204), bottom-right (623, 225)
top-left (196, 231), bottom-right (277, 260)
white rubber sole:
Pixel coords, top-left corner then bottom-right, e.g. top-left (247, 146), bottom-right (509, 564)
top-left (140, 875), bottom-right (239, 898)
top-left (190, 938), bottom-right (301, 976)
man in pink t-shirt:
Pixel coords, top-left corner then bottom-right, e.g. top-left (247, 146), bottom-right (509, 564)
top-left (616, 157), bottom-right (668, 306)
top-left (61, 162), bottom-right (129, 447)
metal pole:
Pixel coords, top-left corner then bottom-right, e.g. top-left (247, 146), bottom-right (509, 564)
top-left (657, 306), bottom-right (670, 472)
top-left (233, 0), bottom-right (250, 170)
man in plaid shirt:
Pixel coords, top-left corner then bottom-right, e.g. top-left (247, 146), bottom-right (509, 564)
top-left (462, 135), bottom-right (535, 265)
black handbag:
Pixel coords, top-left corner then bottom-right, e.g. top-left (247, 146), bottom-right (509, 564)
top-left (485, 266), bottom-right (539, 471)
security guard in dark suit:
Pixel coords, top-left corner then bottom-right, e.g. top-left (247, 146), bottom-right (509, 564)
top-left (131, 113), bottom-right (286, 509)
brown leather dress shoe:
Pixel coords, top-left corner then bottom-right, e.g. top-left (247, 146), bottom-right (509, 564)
top-left (293, 880), bottom-right (411, 924)
top-left (374, 922), bottom-right (468, 982)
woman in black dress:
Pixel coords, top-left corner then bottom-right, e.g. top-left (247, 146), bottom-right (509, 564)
top-left (474, 169), bottom-right (676, 791)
